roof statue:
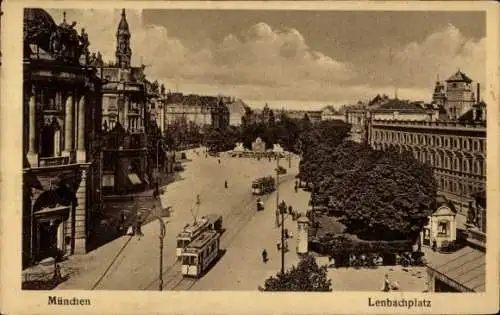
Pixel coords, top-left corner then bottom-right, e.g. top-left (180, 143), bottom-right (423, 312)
top-left (24, 9), bottom-right (92, 65)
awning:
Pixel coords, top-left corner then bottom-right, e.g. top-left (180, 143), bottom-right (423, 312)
top-left (102, 174), bottom-right (115, 187)
top-left (34, 205), bottom-right (70, 218)
top-left (426, 246), bottom-right (485, 292)
top-left (128, 173), bottom-right (142, 185)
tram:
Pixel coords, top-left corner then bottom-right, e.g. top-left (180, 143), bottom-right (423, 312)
top-left (176, 215), bottom-right (223, 257)
top-left (181, 230), bottom-right (221, 277)
top-left (252, 176), bottom-right (276, 195)
top-left (205, 214), bottom-right (223, 232)
top-left (176, 218), bottom-right (210, 257)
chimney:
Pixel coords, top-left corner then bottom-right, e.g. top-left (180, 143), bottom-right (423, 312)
top-left (477, 83), bottom-right (480, 103)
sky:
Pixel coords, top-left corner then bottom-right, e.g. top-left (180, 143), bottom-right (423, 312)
top-left (46, 9), bottom-right (485, 110)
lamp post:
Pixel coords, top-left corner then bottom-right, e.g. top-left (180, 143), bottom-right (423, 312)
top-left (141, 207), bottom-right (166, 291)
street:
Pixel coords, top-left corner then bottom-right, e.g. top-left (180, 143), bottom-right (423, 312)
top-left (56, 148), bottom-right (309, 290)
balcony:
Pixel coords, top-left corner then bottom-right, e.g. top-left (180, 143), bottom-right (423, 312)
top-left (38, 156), bottom-right (70, 167)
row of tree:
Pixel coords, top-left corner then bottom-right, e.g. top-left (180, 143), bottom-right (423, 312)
top-left (298, 122), bottom-right (437, 242)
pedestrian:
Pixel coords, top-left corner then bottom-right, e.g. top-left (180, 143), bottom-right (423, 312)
top-left (135, 212), bottom-right (144, 237)
top-left (224, 180), bottom-right (228, 189)
top-left (288, 205), bottom-right (293, 215)
top-left (382, 274), bottom-right (391, 292)
top-left (218, 159), bottom-right (221, 164)
top-left (53, 263), bottom-right (62, 281)
top-left (276, 241), bottom-right (281, 251)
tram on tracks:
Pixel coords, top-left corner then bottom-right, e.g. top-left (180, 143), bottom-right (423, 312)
top-left (176, 214), bottom-right (223, 257)
top-left (252, 176), bottom-right (276, 195)
top-left (181, 230), bottom-right (221, 277)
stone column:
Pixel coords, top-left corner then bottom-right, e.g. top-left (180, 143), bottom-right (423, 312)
top-left (77, 95), bottom-right (86, 162)
top-left (74, 168), bottom-right (88, 254)
top-left (27, 86), bottom-right (38, 167)
top-left (62, 94), bottom-right (74, 157)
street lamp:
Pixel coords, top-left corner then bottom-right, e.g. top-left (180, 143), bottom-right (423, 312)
top-left (141, 206), bottom-right (166, 291)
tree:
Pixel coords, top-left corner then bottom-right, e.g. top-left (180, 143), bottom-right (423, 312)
top-left (259, 255), bottom-right (332, 291)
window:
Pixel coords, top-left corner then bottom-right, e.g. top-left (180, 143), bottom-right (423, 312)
top-left (468, 139), bottom-right (473, 151)
top-left (438, 221), bottom-right (449, 236)
top-left (474, 141), bottom-right (479, 152)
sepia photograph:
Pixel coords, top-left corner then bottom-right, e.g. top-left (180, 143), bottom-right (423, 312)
top-left (1, 1), bottom-right (499, 314)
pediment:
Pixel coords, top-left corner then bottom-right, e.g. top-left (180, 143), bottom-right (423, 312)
top-left (433, 206), bottom-right (455, 217)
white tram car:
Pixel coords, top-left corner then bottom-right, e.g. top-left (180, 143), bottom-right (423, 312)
top-left (176, 215), bottom-right (223, 257)
top-left (181, 230), bottom-right (221, 277)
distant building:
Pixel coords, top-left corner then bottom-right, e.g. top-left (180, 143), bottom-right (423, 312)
top-left (165, 93), bottom-right (230, 130)
top-left (321, 107), bottom-right (346, 122)
top-left (22, 9), bottom-right (103, 265)
top-left (444, 70), bottom-right (478, 120)
top-left (226, 99), bottom-right (248, 126)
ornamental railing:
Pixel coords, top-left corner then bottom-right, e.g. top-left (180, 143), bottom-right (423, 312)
top-left (39, 156), bottom-right (70, 167)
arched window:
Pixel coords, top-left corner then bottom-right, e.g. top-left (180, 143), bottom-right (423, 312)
top-left (463, 159), bottom-right (468, 172)
top-left (39, 119), bottom-right (61, 158)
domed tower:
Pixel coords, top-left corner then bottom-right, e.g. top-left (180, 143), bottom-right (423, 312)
top-left (445, 69), bottom-right (475, 120)
top-left (115, 8), bottom-right (131, 68)
top-left (432, 75), bottom-right (446, 107)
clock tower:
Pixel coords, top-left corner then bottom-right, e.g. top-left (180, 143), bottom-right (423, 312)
top-left (115, 8), bottom-right (131, 68)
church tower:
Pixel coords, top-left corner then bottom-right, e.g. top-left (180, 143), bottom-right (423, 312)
top-left (445, 70), bottom-right (475, 120)
top-left (432, 75), bottom-right (446, 107)
top-left (116, 9), bottom-right (132, 68)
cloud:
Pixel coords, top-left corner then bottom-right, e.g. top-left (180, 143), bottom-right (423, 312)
top-left (351, 23), bottom-right (486, 98)
top-left (44, 10), bottom-right (485, 107)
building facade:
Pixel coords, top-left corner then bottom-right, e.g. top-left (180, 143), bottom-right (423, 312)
top-left (164, 93), bottom-right (230, 130)
top-left (98, 9), bottom-right (149, 195)
top-left (444, 71), bottom-right (477, 120)
top-left (369, 119), bottom-right (486, 215)
top-left (420, 196), bottom-right (457, 250)
top-left (23, 9), bottom-right (102, 266)
top-left (345, 71), bottom-right (486, 215)
top-left (321, 107), bottom-right (346, 122)
top-left (226, 99), bottom-right (248, 127)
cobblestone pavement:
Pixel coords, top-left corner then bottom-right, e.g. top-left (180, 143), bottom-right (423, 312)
top-left (53, 148), bottom-right (304, 290)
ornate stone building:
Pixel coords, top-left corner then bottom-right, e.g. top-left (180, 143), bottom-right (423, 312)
top-left (164, 93), bottom-right (230, 130)
top-left (367, 71), bottom-right (486, 216)
top-left (97, 9), bottom-right (149, 194)
top-left (444, 71), bottom-right (477, 120)
top-left (22, 9), bottom-right (102, 266)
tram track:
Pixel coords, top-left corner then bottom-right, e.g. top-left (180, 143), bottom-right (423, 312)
top-left (143, 174), bottom-right (296, 291)
top-left (93, 154), bottom-right (297, 291)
